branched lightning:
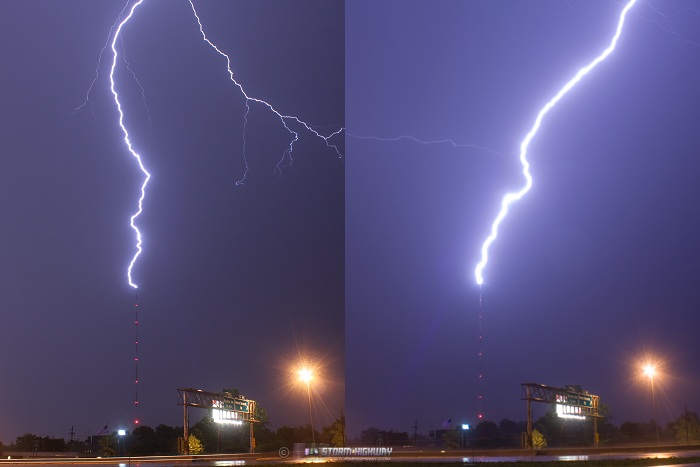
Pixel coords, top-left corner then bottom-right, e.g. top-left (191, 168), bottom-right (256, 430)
top-left (241, 100), bottom-right (251, 186)
top-left (473, 0), bottom-right (637, 286)
top-left (636, 1), bottom-right (700, 48)
top-left (71, 0), bottom-right (131, 119)
top-left (348, 133), bottom-right (507, 157)
top-left (109, 0), bottom-right (149, 289)
top-left (75, 0), bottom-right (343, 288)
top-left (187, 0), bottom-right (344, 185)
top-left (120, 37), bottom-right (153, 135)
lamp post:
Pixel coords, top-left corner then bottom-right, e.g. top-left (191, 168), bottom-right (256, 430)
top-left (461, 424), bottom-right (470, 449)
top-left (117, 429), bottom-right (126, 456)
top-left (298, 367), bottom-right (315, 445)
top-left (643, 364), bottom-right (660, 446)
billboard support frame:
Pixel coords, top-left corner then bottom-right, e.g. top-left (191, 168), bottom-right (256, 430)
top-left (521, 382), bottom-right (601, 449)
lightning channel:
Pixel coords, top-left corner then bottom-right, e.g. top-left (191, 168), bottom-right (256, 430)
top-left (636, 1), bottom-right (700, 48)
top-left (473, 0), bottom-right (638, 286)
top-left (109, 0), bottom-right (149, 289)
top-left (187, 0), bottom-right (344, 186)
top-left (120, 37), bottom-right (153, 135)
top-left (78, 0), bottom-right (343, 289)
top-left (71, 0), bottom-right (131, 119)
top-left (348, 133), bottom-right (507, 157)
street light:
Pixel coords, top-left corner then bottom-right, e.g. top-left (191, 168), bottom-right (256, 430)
top-left (460, 424), bottom-right (470, 449)
top-left (117, 429), bottom-right (126, 456)
top-left (642, 363), bottom-right (660, 446)
top-left (298, 367), bottom-right (315, 445)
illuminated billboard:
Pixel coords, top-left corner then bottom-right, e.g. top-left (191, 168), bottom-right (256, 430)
top-left (555, 392), bottom-right (591, 419)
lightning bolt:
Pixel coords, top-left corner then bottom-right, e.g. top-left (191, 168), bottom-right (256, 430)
top-left (187, 0), bottom-right (344, 186)
top-left (75, 0), bottom-right (344, 288)
top-left (473, 0), bottom-right (638, 286)
top-left (120, 38), bottom-right (153, 135)
top-left (108, 0), bottom-right (149, 290)
top-left (636, 1), bottom-right (700, 48)
top-left (71, 0), bottom-right (131, 119)
top-left (348, 133), bottom-right (507, 157)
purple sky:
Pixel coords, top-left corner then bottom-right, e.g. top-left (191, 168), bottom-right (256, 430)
top-left (0, 0), bottom-right (343, 443)
top-left (2, 0), bottom-right (700, 447)
top-left (346, 0), bottom-right (700, 437)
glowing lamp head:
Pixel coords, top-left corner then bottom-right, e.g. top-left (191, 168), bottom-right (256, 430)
top-left (298, 367), bottom-right (313, 383)
top-left (643, 364), bottom-right (656, 379)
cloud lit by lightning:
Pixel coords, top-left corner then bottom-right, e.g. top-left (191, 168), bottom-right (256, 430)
top-left (473, 0), bottom-right (638, 286)
top-left (76, 0), bottom-right (344, 289)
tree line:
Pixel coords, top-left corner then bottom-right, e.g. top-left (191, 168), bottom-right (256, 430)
top-left (0, 410), bottom-right (345, 457)
top-left (355, 409), bottom-right (700, 449)
top-left (3, 408), bottom-right (698, 455)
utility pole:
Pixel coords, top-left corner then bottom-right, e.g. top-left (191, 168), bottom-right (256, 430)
top-left (413, 420), bottom-right (419, 440)
top-left (525, 385), bottom-right (533, 449)
top-left (250, 420), bottom-right (256, 453)
top-left (183, 391), bottom-right (189, 455)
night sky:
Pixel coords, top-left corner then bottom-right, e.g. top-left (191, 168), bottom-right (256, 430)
top-left (347, 0), bottom-right (700, 438)
top-left (2, 0), bottom-right (700, 449)
top-left (0, 0), bottom-right (343, 443)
